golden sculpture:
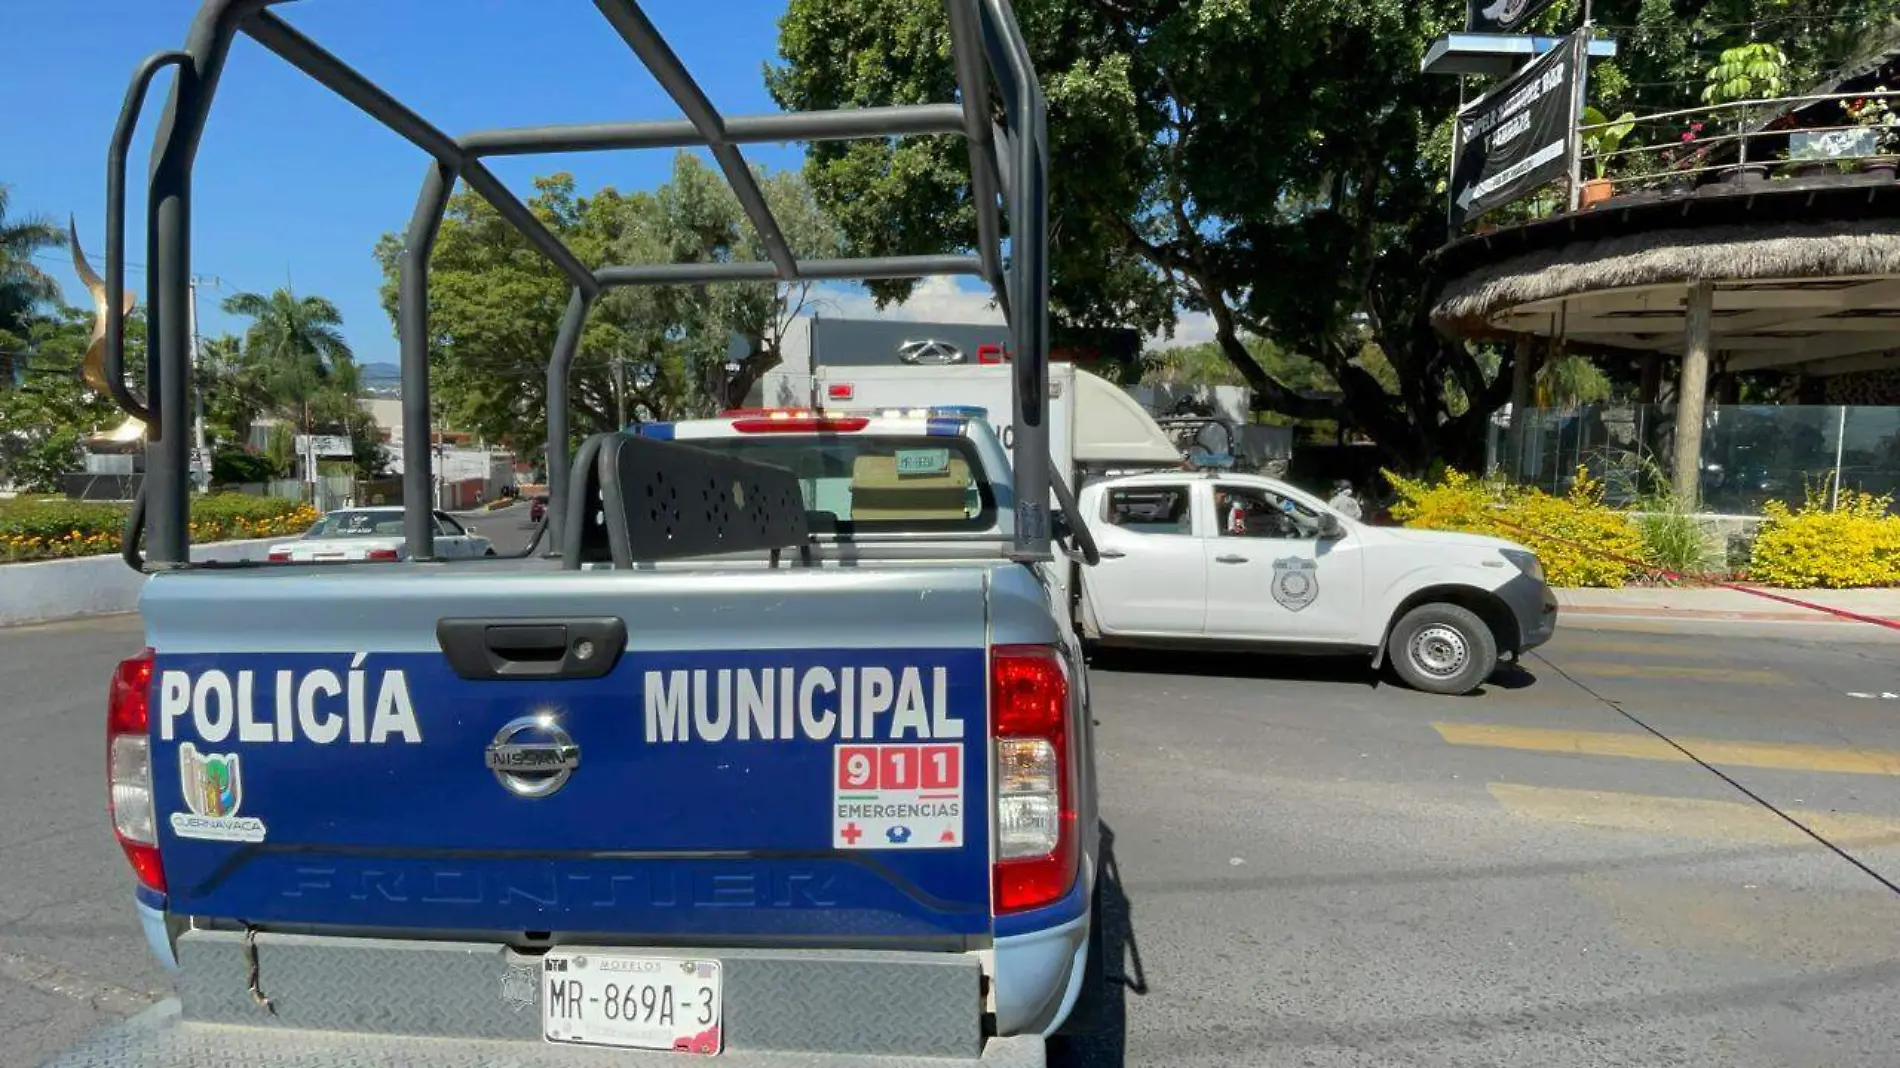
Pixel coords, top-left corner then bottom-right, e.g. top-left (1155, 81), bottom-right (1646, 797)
top-left (70, 216), bottom-right (146, 448)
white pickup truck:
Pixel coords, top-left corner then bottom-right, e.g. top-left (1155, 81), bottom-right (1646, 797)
top-left (1073, 471), bottom-right (1558, 694)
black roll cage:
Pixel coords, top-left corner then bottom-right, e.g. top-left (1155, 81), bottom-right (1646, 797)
top-left (108, 0), bottom-right (1059, 569)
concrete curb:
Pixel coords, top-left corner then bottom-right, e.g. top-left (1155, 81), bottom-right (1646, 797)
top-left (0, 538), bottom-right (280, 628)
top-left (1560, 604), bottom-right (1900, 624)
top-left (1555, 586), bottom-right (1900, 627)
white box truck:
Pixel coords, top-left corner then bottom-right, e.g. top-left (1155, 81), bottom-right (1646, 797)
top-left (750, 317), bottom-right (1183, 483)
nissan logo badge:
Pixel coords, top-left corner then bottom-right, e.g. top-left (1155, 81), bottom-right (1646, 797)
top-left (486, 715), bottom-right (581, 798)
top-left (898, 339), bottom-right (965, 366)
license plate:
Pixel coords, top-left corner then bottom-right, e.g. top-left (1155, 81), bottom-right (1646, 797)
top-left (542, 951), bottom-right (723, 1054)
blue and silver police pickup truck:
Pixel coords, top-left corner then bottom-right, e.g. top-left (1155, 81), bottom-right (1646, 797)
top-left (65, 2), bottom-right (1107, 1066)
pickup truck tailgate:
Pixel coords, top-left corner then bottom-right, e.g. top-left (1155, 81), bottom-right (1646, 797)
top-left (142, 564), bottom-right (994, 941)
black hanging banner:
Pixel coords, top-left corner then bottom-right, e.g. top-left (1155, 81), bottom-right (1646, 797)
top-left (1467, 0), bottom-right (1561, 34)
top-left (1448, 34), bottom-right (1579, 228)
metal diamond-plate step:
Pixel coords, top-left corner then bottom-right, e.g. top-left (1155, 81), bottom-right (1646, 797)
top-left (176, 932), bottom-right (981, 1058)
top-left (39, 1002), bottom-right (1048, 1068)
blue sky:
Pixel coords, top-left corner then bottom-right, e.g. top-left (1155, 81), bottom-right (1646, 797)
top-left (0, 1), bottom-right (1023, 366)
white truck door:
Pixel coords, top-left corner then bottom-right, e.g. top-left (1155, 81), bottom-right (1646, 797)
top-left (1201, 481), bottom-right (1366, 644)
top-left (1084, 481), bottom-right (1206, 636)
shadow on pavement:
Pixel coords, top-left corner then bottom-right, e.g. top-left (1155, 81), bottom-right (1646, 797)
top-left (1049, 822), bottom-right (1146, 1068)
top-left (1088, 647), bottom-right (1543, 696)
top-left (1089, 646), bottom-right (1375, 686)
top-left (1483, 660), bottom-right (1539, 691)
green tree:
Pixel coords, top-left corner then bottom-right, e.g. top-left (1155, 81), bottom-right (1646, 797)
top-left (220, 287), bottom-right (360, 476)
top-left (0, 306), bottom-right (123, 490)
top-left (771, 0), bottom-right (1479, 470)
top-left (644, 154), bottom-right (848, 411)
top-left (1536, 353), bottom-right (1614, 411)
top-left (770, 0), bottom-right (1900, 471)
top-left (375, 159), bottom-right (842, 454)
top-left (375, 174), bottom-right (635, 456)
top-left (1144, 337), bottom-right (1341, 396)
top-left (0, 185), bottom-right (67, 385)
top-left (197, 332), bottom-right (272, 448)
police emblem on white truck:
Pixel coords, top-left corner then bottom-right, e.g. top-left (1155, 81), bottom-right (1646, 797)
top-left (1272, 557), bottom-right (1319, 612)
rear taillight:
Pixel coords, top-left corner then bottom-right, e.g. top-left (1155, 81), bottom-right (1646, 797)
top-left (108, 649), bottom-right (164, 893)
top-left (366, 548), bottom-right (400, 561)
top-left (991, 644), bottom-right (1076, 913)
top-left (266, 550), bottom-right (290, 562)
top-left (731, 415), bottom-right (870, 434)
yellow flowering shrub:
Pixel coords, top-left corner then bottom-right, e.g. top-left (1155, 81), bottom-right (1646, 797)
top-left (0, 495), bottom-right (320, 564)
top-left (1748, 489), bottom-right (1900, 589)
top-left (1385, 467), bottom-right (1644, 588)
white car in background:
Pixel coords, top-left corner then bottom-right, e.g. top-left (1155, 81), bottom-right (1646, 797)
top-left (265, 505), bottom-right (494, 563)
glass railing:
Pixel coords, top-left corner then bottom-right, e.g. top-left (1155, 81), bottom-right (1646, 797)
top-left (1490, 404), bottom-right (1900, 515)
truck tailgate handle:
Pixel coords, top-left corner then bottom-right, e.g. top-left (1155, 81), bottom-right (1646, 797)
top-left (436, 617), bottom-right (626, 680)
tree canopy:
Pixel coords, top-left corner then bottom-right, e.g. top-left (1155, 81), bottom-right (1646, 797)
top-left (220, 287), bottom-right (358, 429)
top-left (0, 184), bottom-right (66, 388)
top-left (0, 305), bottom-right (125, 491)
top-left (375, 155), bottom-right (842, 458)
top-left (770, 0), bottom-right (1900, 470)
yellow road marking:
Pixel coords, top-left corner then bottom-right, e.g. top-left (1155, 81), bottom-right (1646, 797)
top-left (1556, 660), bottom-right (1792, 684)
top-left (1434, 722), bottom-right (1900, 776)
top-left (1487, 782), bottom-right (1900, 846)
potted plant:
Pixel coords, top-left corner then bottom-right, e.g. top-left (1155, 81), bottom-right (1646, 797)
top-left (1703, 43), bottom-right (1789, 181)
top-left (1579, 106), bottom-right (1635, 208)
top-left (1843, 88), bottom-right (1899, 178)
top-left (1660, 121), bottom-right (1707, 193)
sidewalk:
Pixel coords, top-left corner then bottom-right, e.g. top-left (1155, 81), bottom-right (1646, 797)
top-left (1556, 585), bottom-right (1900, 625)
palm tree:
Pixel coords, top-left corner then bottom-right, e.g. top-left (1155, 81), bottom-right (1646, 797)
top-left (220, 287), bottom-right (355, 476)
top-left (0, 185), bottom-right (67, 385)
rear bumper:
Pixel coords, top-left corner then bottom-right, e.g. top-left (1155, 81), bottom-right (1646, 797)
top-left (90, 929), bottom-right (1051, 1066)
top-left (44, 999), bottom-right (1048, 1068)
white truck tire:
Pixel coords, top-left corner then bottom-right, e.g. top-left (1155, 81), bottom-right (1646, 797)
top-left (1387, 602), bottom-right (1498, 695)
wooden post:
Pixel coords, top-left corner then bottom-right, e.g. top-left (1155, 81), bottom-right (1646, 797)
top-left (1672, 281), bottom-right (1714, 508)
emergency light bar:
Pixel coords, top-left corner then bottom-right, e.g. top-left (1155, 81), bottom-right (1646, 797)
top-left (715, 406), bottom-right (990, 422)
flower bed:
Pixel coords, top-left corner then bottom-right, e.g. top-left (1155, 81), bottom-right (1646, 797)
top-left (1749, 490), bottom-right (1900, 589)
top-left (1384, 469), bottom-right (1645, 588)
top-left (1385, 470), bottom-right (1900, 590)
top-left (0, 495), bottom-right (320, 563)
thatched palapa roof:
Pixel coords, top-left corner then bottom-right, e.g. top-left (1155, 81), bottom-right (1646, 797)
top-left (1432, 219), bottom-right (1900, 336)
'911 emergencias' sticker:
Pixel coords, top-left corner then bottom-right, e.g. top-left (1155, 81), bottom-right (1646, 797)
top-left (833, 743), bottom-right (962, 849)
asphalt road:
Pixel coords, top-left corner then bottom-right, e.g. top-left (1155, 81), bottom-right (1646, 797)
top-left (6, 601), bottom-right (1900, 1067)
top-left (458, 498), bottom-right (543, 556)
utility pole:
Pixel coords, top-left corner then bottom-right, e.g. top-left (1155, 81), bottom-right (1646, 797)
top-left (186, 278), bottom-right (212, 492)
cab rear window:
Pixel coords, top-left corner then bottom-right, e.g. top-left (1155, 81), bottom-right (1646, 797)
top-left (1104, 486), bottom-right (1191, 535)
top-left (687, 435), bottom-right (996, 534)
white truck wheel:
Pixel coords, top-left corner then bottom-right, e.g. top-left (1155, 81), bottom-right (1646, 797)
top-left (1387, 603), bottom-right (1497, 695)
